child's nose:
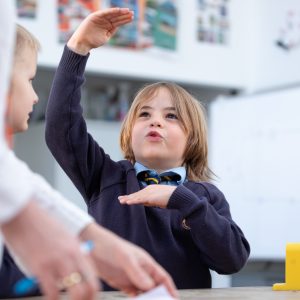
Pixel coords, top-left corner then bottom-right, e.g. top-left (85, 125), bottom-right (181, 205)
top-left (33, 93), bottom-right (39, 104)
top-left (150, 120), bottom-right (162, 127)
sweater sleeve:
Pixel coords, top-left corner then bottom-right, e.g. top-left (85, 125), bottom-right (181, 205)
top-left (45, 46), bottom-right (112, 202)
top-left (167, 182), bottom-right (250, 274)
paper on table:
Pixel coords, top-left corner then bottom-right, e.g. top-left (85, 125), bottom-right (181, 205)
top-left (133, 285), bottom-right (174, 300)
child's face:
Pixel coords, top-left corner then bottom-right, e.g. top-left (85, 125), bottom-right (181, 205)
top-left (131, 87), bottom-right (187, 172)
top-left (7, 47), bottom-right (38, 133)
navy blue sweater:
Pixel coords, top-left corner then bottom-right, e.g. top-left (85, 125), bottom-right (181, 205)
top-left (0, 47), bottom-right (250, 296)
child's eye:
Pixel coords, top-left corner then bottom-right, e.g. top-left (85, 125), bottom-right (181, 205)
top-left (166, 113), bottom-right (178, 120)
top-left (138, 111), bottom-right (150, 118)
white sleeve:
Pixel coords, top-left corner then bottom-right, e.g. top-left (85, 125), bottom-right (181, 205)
top-left (0, 0), bottom-right (15, 142)
top-left (1, 152), bottom-right (93, 274)
top-left (5, 170), bottom-right (93, 275)
top-left (30, 172), bottom-right (93, 236)
top-left (0, 150), bottom-right (35, 223)
top-left (0, 148), bottom-right (93, 234)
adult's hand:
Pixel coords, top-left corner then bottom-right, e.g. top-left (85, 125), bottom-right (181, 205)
top-left (79, 223), bottom-right (178, 298)
top-left (1, 201), bottom-right (99, 300)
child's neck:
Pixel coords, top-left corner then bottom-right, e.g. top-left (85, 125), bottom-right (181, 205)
top-left (138, 161), bottom-right (178, 174)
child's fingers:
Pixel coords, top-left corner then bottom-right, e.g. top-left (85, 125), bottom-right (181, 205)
top-left (118, 195), bottom-right (138, 204)
top-left (110, 14), bottom-right (134, 26)
top-left (118, 194), bottom-right (146, 205)
top-left (96, 7), bottom-right (131, 18)
top-left (93, 7), bottom-right (130, 16)
top-left (113, 18), bottom-right (134, 28)
top-left (96, 8), bottom-right (133, 22)
top-left (119, 198), bottom-right (154, 207)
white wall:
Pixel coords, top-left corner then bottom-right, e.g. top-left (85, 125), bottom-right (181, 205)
top-left (246, 0), bottom-right (300, 92)
top-left (17, 0), bottom-right (249, 89)
top-left (18, 1), bottom-right (300, 92)
top-left (210, 87), bottom-right (300, 260)
top-left (14, 121), bottom-right (122, 211)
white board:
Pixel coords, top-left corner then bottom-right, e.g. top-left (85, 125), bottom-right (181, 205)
top-left (210, 87), bottom-right (300, 259)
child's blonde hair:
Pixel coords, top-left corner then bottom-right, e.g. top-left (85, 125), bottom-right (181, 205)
top-left (14, 24), bottom-right (40, 64)
top-left (120, 82), bottom-right (213, 182)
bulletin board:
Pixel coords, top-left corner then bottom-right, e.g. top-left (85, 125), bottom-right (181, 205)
top-left (209, 87), bottom-right (300, 260)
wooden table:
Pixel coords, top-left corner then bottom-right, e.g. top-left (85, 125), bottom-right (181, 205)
top-left (13, 287), bottom-right (300, 300)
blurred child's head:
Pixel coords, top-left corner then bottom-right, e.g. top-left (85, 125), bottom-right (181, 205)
top-left (120, 82), bottom-right (212, 181)
top-left (6, 24), bottom-right (40, 133)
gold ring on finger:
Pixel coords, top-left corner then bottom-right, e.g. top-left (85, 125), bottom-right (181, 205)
top-left (61, 272), bottom-right (82, 288)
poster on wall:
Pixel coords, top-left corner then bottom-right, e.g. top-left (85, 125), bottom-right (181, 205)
top-left (17, 0), bottom-right (38, 18)
top-left (106, 0), bottom-right (178, 51)
top-left (57, 0), bottom-right (178, 52)
top-left (57, 0), bottom-right (101, 43)
top-left (196, 0), bottom-right (230, 45)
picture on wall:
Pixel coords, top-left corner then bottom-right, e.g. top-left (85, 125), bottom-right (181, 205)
top-left (57, 0), bottom-right (101, 43)
top-left (196, 0), bottom-right (230, 45)
top-left (17, 0), bottom-right (38, 18)
top-left (106, 0), bottom-right (178, 51)
top-left (276, 9), bottom-right (300, 51)
top-left (57, 0), bottom-right (178, 52)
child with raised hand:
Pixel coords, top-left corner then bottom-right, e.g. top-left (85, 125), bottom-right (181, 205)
top-left (46, 7), bottom-right (250, 290)
top-left (0, 17), bottom-right (177, 299)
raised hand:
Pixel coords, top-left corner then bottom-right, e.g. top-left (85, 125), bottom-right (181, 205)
top-left (118, 185), bottom-right (177, 208)
top-left (67, 7), bottom-right (134, 55)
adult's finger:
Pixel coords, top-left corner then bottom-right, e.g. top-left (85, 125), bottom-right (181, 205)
top-left (147, 262), bottom-right (178, 299)
top-left (122, 251), bottom-right (178, 299)
top-left (67, 256), bottom-right (99, 300)
top-left (38, 271), bottom-right (60, 300)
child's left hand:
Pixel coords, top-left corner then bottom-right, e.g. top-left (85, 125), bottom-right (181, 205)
top-left (118, 185), bottom-right (177, 208)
